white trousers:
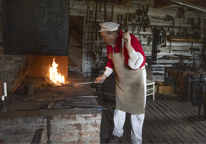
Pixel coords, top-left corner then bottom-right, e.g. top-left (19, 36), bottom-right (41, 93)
top-left (112, 69), bottom-right (147, 144)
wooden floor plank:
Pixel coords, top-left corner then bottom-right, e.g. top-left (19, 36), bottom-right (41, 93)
top-left (95, 91), bottom-right (206, 144)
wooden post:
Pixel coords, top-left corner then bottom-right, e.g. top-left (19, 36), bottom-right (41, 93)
top-left (0, 80), bottom-right (2, 97)
top-left (111, 3), bottom-right (113, 22)
top-left (86, 1), bottom-right (89, 25)
top-left (204, 88), bottom-right (206, 119)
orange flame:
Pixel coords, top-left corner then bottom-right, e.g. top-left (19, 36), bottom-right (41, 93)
top-left (49, 59), bottom-right (64, 84)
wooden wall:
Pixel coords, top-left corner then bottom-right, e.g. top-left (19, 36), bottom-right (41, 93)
top-left (70, 0), bottom-right (206, 81)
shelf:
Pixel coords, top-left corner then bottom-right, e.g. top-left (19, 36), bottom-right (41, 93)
top-left (168, 37), bottom-right (203, 43)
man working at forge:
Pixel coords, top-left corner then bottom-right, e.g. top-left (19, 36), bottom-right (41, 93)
top-left (95, 22), bottom-right (147, 144)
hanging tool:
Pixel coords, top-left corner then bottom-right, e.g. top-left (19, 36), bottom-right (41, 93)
top-left (161, 28), bottom-right (167, 47)
top-left (139, 35), bottom-right (142, 45)
top-left (136, 4), bottom-right (143, 17)
top-left (147, 36), bottom-right (152, 46)
top-left (176, 26), bottom-right (181, 38)
top-left (166, 15), bottom-right (175, 27)
top-left (139, 6), bottom-right (152, 33)
top-left (152, 27), bottom-right (161, 61)
top-left (177, 6), bottom-right (185, 19)
top-left (150, 16), bottom-right (166, 21)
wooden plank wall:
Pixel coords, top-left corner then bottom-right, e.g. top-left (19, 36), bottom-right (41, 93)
top-left (70, 0), bottom-right (206, 81)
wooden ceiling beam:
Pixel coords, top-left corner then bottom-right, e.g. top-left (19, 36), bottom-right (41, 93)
top-left (76, 0), bottom-right (132, 5)
top-left (155, 0), bottom-right (206, 9)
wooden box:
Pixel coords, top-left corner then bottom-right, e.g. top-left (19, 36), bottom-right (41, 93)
top-left (158, 86), bottom-right (174, 95)
top-left (156, 81), bottom-right (174, 95)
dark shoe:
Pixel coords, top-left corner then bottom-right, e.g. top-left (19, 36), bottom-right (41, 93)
top-left (107, 135), bottom-right (121, 144)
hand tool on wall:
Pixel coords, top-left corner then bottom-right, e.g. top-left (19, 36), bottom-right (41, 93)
top-left (161, 28), bottom-right (167, 47)
top-left (176, 26), bottom-right (181, 38)
top-left (190, 47), bottom-right (200, 71)
top-left (151, 15), bottom-right (174, 27)
top-left (152, 27), bottom-right (161, 61)
top-left (192, 30), bottom-right (201, 40)
top-left (196, 17), bottom-right (201, 30)
top-left (150, 16), bottom-right (166, 21)
top-left (147, 36), bottom-right (152, 46)
top-left (132, 24), bottom-right (136, 34)
top-left (139, 35), bottom-right (142, 45)
top-left (176, 7), bottom-right (185, 19)
top-left (139, 5), bottom-right (152, 33)
top-left (136, 4), bottom-right (143, 17)
top-left (166, 15), bottom-right (175, 27)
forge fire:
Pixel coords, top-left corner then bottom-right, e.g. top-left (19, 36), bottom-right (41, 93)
top-left (49, 59), bottom-right (65, 85)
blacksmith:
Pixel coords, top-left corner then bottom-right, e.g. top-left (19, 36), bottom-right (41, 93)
top-left (95, 22), bottom-right (147, 144)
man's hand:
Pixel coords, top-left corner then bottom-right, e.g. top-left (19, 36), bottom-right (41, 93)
top-left (95, 74), bottom-right (108, 83)
top-left (123, 32), bottom-right (131, 48)
top-left (123, 32), bottom-right (133, 54)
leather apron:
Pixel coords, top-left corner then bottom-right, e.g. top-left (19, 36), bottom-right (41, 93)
top-left (110, 52), bottom-right (145, 115)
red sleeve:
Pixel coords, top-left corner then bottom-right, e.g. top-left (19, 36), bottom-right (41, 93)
top-left (106, 46), bottom-right (114, 69)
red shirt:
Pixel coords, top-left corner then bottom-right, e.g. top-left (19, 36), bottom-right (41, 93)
top-left (106, 30), bottom-right (146, 70)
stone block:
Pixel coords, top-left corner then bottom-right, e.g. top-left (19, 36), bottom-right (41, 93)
top-left (0, 139), bottom-right (5, 143)
top-left (89, 139), bottom-right (100, 144)
top-left (35, 124), bottom-right (47, 130)
top-left (12, 56), bottom-right (26, 62)
top-left (51, 122), bottom-right (90, 132)
top-left (77, 113), bottom-right (102, 121)
top-left (79, 130), bottom-right (100, 138)
top-left (20, 117), bottom-right (44, 124)
top-left (0, 64), bottom-right (16, 71)
top-left (4, 56), bottom-right (13, 62)
top-left (1, 125), bottom-right (35, 136)
top-left (0, 55), bottom-right (4, 63)
top-left (7, 72), bottom-right (18, 78)
top-left (10, 135), bottom-right (33, 143)
top-left (50, 132), bottom-right (78, 142)
top-left (89, 120), bottom-right (101, 130)
top-left (0, 118), bottom-right (19, 126)
top-left (52, 115), bottom-right (77, 123)
top-left (0, 72), bottom-right (8, 79)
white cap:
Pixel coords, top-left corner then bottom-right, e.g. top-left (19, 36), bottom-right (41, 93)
top-left (98, 22), bottom-right (120, 32)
